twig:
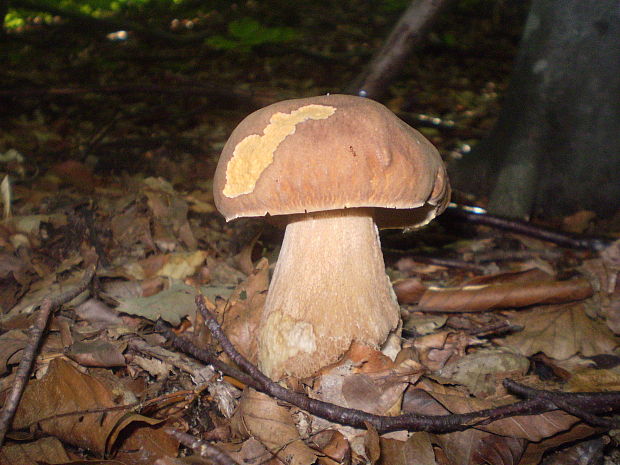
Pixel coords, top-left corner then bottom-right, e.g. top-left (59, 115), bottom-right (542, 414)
top-left (181, 295), bottom-right (620, 433)
top-left (165, 428), bottom-right (241, 465)
top-left (503, 380), bottom-right (620, 428)
top-left (444, 204), bottom-right (611, 251)
top-left (0, 253), bottom-right (98, 446)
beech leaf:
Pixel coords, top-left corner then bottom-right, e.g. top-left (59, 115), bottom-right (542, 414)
top-left (418, 278), bottom-right (593, 312)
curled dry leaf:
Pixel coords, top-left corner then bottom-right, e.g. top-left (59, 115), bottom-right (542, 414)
top-left (417, 277), bottom-right (593, 312)
top-left (231, 389), bottom-right (317, 465)
top-left (0, 329), bottom-right (28, 375)
top-left (499, 302), bottom-right (619, 359)
top-left (12, 358), bottom-right (161, 456)
top-left (220, 257), bottom-right (270, 363)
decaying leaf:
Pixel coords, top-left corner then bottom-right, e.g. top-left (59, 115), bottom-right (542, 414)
top-left (499, 302), bottom-right (619, 359)
top-left (231, 388), bottom-right (317, 465)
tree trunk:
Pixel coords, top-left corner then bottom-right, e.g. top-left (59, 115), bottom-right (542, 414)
top-left (346, 0), bottom-right (450, 100)
top-left (451, 0), bottom-right (620, 218)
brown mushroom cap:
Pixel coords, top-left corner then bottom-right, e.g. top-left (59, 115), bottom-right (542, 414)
top-left (213, 94), bottom-right (450, 227)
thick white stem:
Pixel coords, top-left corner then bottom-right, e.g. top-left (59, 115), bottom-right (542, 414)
top-left (258, 208), bottom-right (400, 379)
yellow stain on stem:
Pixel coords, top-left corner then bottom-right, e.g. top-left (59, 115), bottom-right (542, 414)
top-left (223, 104), bottom-right (336, 198)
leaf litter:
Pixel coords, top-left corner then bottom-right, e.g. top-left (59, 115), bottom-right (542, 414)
top-left (1, 6), bottom-right (620, 463)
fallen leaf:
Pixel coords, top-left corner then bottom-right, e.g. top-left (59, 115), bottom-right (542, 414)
top-left (0, 436), bottom-right (69, 465)
top-left (221, 257), bottom-right (269, 362)
top-left (317, 430), bottom-right (351, 465)
top-left (379, 432), bottom-right (436, 465)
top-left (437, 348), bottom-right (530, 397)
top-left (364, 422), bottom-right (381, 464)
top-left (231, 389), bottom-right (317, 465)
top-left (0, 329), bottom-right (28, 375)
top-left (418, 277), bottom-right (593, 312)
top-left (562, 210), bottom-right (596, 234)
top-left (48, 160), bottom-right (96, 192)
top-left (499, 302), bottom-right (619, 359)
top-left (65, 339), bottom-right (127, 368)
top-left (13, 358), bottom-right (139, 455)
top-left (393, 277), bottom-right (427, 304)
top-left (518, 422), bottom-right (598, 465)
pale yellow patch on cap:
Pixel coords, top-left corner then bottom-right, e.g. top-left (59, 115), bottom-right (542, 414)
top-left (223, 104), bottom-right (336, 198)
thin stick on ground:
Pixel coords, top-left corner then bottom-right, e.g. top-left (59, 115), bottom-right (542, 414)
top-left (0, 253), bottom-right (98, 446)
top-left (165, 428), bottom-right (241, 465)
top-left (180, 294), bottom-right (620, 433)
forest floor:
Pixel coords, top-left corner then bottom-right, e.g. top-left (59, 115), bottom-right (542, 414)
top-left (1, 2), bottom-right (620, 464)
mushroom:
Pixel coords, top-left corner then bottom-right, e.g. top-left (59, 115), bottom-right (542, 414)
top-left (213, 94), bottom-right (450, 380)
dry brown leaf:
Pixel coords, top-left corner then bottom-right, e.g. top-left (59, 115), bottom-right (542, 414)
top-left (518, 423), bottom-right (598, 465)
top-left (393, 277), bottom-right (427, 304)
top-left (437, 348), bottom-right (530, 397)
top-left (111, 206), bottom-right (155, 251)
top-left (406, 381), bottom-right (580, 442)
top-left (317, 430), bottom-right (351, 465)
top-left (12, 357), bottom-right (155, 456)
top-left (566, 367), bottom-right (620, 391)
top-left (312, 344), bottom-right (423, 418)
top-left (112, 421), bottom-right (180, 465)
top-left (231, 389), bottom-right (317, 465)
top-left (379, 432), bottom-right (436, 465)
top-left (438, 427), bottom-right (526, 465)
top-left (562, 210), bottom-right (596, 234)
top-left (364, 422), bottom-right (381, 465)
top-left (65, 339), bottom-right (127, 368)
top-left (418, 278), bottom-right (593, 312)
top-left (220, 258), bottom-right (269, 363)
top-left (234, 232), bottom-right (262, 275)
top-left (219, 437), bottom-right (273, 465)
top-left (48, 160), bottom-right (96, 192)
top-left (580, 251), bottom-right (620, 333)
top-left (402, 385), bottom-right (527, 465)
top-left (499, 302), bottom-right (619, 359)
top-left (0, 329), bottom-right (28, 374)
top-left (144, 181), bottom-right (197, 251)
top-left (412, 331), bottom-right (481, 372)
top-left (0, 436), bottom-right (69, 465)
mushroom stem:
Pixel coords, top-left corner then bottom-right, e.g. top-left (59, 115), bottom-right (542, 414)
top-left (258, 208), bottom-right (400, 379)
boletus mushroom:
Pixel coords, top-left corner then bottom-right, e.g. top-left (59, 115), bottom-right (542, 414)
top-left (213, 94), bottom-right (450, 380)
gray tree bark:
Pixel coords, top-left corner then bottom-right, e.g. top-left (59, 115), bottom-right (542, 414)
top-left (451, 0), bottom-right (620, 218)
